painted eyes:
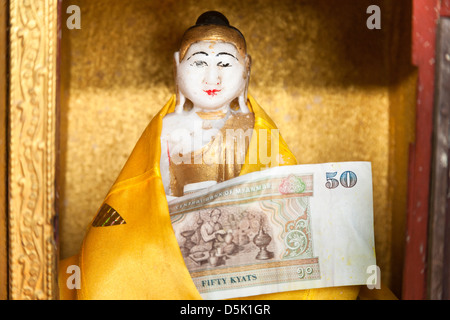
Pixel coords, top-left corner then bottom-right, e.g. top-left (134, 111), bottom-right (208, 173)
top-left (191, 61), bottom-right (208, 67)
top-left (190, 61), bottom-right (232, 68)
top-left (217, 62), bottom-right (231, 68)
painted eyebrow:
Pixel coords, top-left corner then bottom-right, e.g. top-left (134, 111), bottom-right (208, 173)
top-left (216, 52), bottom-right (238, 60)
top-left (187, 51), bottom-right (209, 60)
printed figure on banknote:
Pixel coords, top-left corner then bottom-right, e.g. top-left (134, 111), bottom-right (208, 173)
top-left (179, 205), bottom-right (278, 271)
top-left (59, 11), bottom-right (392, 300)
top-left (189, 208), bottom-right (226, 255)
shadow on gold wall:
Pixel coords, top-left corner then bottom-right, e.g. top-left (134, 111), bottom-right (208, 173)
top-left (59, 0), bottom-right (416, 297)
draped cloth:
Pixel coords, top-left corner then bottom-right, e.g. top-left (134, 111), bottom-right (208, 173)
top-left (59, 94), bottom-right (395, 300)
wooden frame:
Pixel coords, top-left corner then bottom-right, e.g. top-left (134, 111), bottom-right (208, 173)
top-left (6, 0), bottom-right (60, 300)
top-left (403, 0), bottom-right (450, 300)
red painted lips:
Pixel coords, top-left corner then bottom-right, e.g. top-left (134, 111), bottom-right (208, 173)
top-left (204, 89), bottom-right (221, 96)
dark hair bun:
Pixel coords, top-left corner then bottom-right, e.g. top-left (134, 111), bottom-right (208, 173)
top-left (195, 11), bottom-right (230, 27)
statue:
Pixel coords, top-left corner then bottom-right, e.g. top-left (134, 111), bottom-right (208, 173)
top-left (59, 11), bottom-right (393, 300)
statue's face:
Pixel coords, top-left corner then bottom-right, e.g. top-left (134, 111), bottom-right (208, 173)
top-left (177, 41), bottom-right (247, 111)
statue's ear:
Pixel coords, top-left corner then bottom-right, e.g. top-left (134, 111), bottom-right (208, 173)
top-left (238, 54), bottom-right (251, 114)
top-left (174, 51), bottom-right (185, 114)
top-left (174, 51), bottom-right (181, 67)
top-left (245, 54), bottom-right (252, 73)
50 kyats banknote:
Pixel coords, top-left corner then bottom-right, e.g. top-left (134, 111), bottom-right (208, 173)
top-left (168, 162), bottom-right (376, 300)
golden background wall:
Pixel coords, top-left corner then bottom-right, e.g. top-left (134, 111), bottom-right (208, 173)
top-left (59, 0), bottom-right (416, 296)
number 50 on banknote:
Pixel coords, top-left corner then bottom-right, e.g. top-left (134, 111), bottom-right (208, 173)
top-left (168, 162), bottom-right (376, 300)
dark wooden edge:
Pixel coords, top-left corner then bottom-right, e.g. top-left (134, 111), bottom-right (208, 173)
top-left (54, 0), bottom-right (62, 300)
top-left (428, 16), bottom-right (450, 300)
top-left (0, 0), bottom-right (8, 301)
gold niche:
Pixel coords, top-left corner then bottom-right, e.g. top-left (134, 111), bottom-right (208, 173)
top-left (3, 0), bottom-right (416, 299)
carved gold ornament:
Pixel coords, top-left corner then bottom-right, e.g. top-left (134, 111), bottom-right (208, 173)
top-left (8, 0), bottom-right (59, 300)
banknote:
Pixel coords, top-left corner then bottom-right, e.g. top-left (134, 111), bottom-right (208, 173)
top-left (168, 162), bottom-right (376, 300)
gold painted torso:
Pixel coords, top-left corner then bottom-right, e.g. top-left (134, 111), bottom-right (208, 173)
top-left (169, 112), bottom-right (255, 197)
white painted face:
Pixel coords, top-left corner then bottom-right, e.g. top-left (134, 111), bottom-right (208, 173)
top-left (176, 41), bottom-right (248, 111)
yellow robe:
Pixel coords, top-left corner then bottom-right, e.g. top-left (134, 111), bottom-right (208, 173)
top-left (59, 94), bottom-right (395, 300)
